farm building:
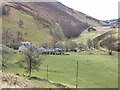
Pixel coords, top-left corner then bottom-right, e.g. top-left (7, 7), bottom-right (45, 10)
top-left (18, 41), bottom-right (37, 53)
top-left (21, 41), bottom-right (31, 45)
top-left (18, 44), bottom-right (28, 52)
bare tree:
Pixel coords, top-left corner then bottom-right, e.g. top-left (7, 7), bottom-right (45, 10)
top-left (2, 50), bottom-right (9, 70)
top-left (2, 28), bottom-right (14, 48)
top-left (87, 38), bottom-right (94, 50)
top-left (2, 5), bottom-right (11, 16)
top-left (55, 42), bottom-right (65, 49)
top-left (2, 28), bottom-right (23, 49)
top-left (78, 42), bottom-right (86, 50)
top-left (51, 30), bottom-right (63, 48)
top-left (101, 35), bottom-right (117, 55)
top-left (19, 45), bottom-right (41, 77)
top-left (18, 19), bottom-right (24, 28)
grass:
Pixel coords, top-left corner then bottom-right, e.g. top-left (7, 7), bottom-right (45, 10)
top-left (29, 79), bottom-right (57, 88)
top-left (4, 49), bottom-right (118, 88)
top-left (72, 31), bottom-right (103, 44)
top-left (36, 53), bottom-right (118, 88)
top-left (72, 28), bottom-right (118, 45)
top-left (3, 50), bottom-right (57, 88)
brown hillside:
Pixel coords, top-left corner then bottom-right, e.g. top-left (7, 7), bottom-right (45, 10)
top-left (4, 2), bottom-right (100, 38)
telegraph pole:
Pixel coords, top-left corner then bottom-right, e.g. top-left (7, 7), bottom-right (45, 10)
top-left (76, 61), bottom-right (79, 88)
top-left (47, 66), bottom-right (48, 79)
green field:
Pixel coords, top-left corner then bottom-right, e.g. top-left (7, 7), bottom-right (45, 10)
top-left (4, 50), bottom-right (118, 88)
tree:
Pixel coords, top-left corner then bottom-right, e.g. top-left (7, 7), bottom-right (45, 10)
top-left (54, 41), bottom-right (65, 49)
top-left (2, 28), bottom-right (14, 48)
top-left (2, 5), bottom-right (11, 16)
top-left (87, 38), bottom-right (94, 50)
top-left (78, 42), bottom-right (86, 50)
top-left (19, 45), bottom-right (41, 77)
top-left (49, 22), bottom-right (64, 48)
top-left (17, 31), bottom-right (23, 41)
top-left (2, 28), bottom-right (24, 49)
top-left (117, 43), bottom-right (120, 52)
top-left (18, 19), bottom-right (24, 28)
top-left (2, 49), bottom-right (9, 70)
top-left (101, 35), bottom-right (117, 55)
top-left (51, 30), bottom-right (63, 48)
top-left (2, 45), bottom-right (13, 70)
top-left (65, 41), bottom-right (77, 51)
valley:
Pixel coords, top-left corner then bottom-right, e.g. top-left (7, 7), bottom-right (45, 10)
top-left (1, 1), bottom-right (119, 89)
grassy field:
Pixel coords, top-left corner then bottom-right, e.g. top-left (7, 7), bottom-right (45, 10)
top-left (4, 49), bottom-right (118, 88)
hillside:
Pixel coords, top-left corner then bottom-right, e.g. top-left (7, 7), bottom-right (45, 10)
top-left (52, 2), bottom-right (100, 27)
top-left (93, 29), bottom-right (118, 49)
top-left (72, 30), bottom-right (106, 45)
top-left (2, 2), bottom-right (58, 46)
top-left (2, 2), bottom-right (101, 46)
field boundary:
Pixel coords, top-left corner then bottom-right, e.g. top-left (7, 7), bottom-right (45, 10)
top-left (29, 76), bottom-right (69, 88)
